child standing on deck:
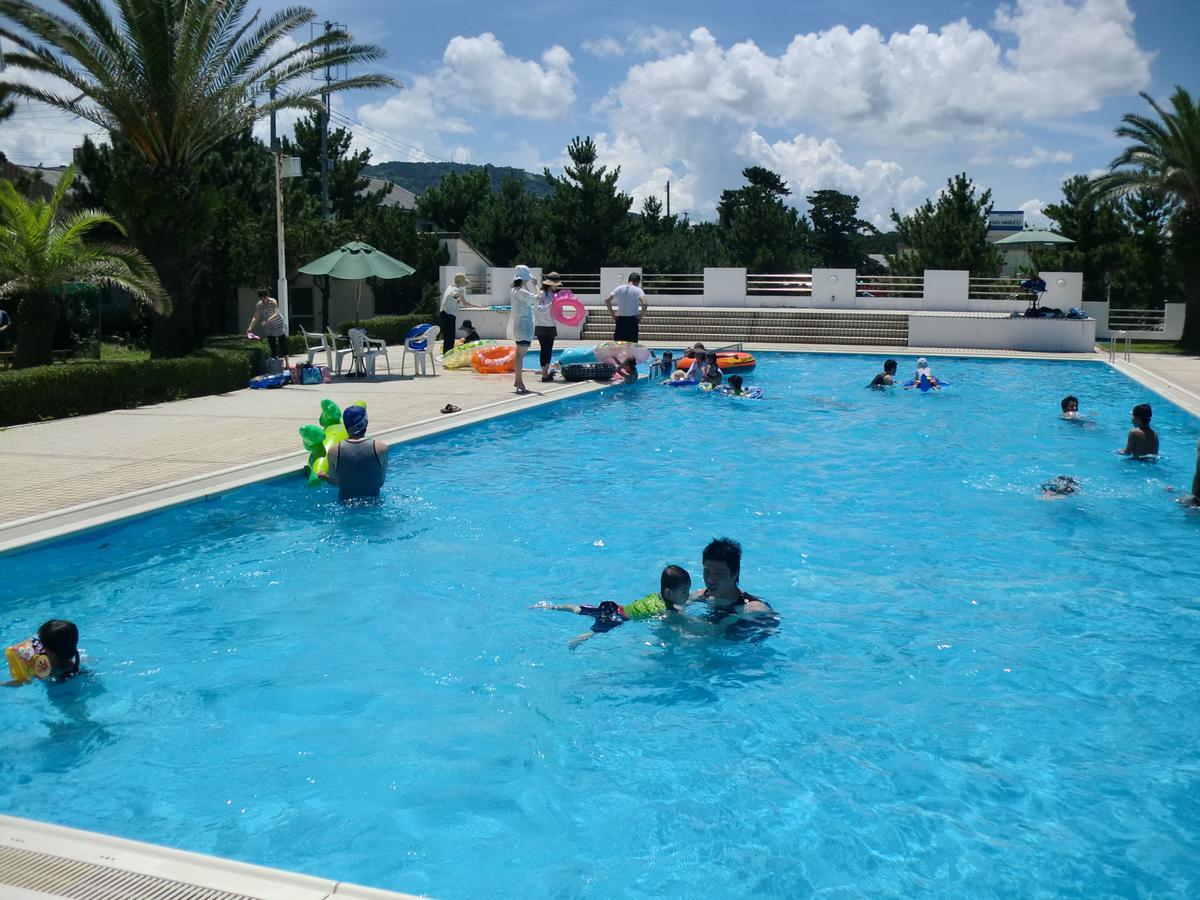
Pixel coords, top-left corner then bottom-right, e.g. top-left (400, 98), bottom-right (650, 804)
top-left (533, 565), bottom-right (692, 648)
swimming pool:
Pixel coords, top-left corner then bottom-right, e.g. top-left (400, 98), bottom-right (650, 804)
top-left (3, 353), bottom-right (1199, 898)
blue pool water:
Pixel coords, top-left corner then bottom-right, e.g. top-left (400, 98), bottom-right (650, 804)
top-left (3, 353), bottom-right (1200, 898)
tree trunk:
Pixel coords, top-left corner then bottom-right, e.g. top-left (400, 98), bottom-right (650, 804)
top-left (1176, 211), bottom-right (1200, 351)
top-left (12, 290), bottom-right (58, 369)
top-left (117, 166), bottom-right (209, 358)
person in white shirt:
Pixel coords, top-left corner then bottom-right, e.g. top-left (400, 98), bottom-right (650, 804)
top-left (439, 272), bottom-right (480, 354)
top-left (604, 272), bottom-right (647, 342)
top-left (510, 265), bottom-right (536, 394)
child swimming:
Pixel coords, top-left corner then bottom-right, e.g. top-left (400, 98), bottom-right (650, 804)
top-left (5, 619), bottom-right (80, 684)
top-left (532, 565), bottom-right (691, 648)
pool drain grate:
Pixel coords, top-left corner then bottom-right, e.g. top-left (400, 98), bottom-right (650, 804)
top-left (0, 843), bottom-right (259, 899)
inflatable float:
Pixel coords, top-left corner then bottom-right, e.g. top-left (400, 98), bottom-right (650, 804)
top-left (550, 290), bottom-right (586, 327)
top-left (471, 344), bottom-right (517, 374)
top-left (249, 373), bottom-right (291, 389)
top-left (675, 351), bottom-right (756, 373)
top-left (596, 341), bottom-right (651, 365)
top-left (442, 339), bottom-right (496, 370)
top-left (557, 345), bottom-right (598, 367)
top-left (561, 362), bottom-right (616, 382)
top-left (904, 373), bottom-right (949, 392)
top-left (298, 398), bottom-right (356, 486)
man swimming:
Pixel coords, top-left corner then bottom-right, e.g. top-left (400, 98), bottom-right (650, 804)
top-left (692, 537), bottom-right (777, 641)
top-left (1118, 403), bottom-right (1159, 458)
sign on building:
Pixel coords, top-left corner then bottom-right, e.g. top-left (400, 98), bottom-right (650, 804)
top-left (987, 211), bottom-right (1025, 232)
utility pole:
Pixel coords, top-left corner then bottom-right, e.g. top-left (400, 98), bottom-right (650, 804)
top-left (666, 181), bottom-right (670, 218)
top-left (320, 20), bottom-right (332, 221)
top-left (270, 85), bottom-right (290, 331)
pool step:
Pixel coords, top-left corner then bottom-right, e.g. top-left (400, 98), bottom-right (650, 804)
top-left (580, 308), bottom-right (909, 346)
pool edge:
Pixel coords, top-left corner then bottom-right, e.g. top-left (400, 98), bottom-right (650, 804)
top-left (0, 814), bottom-right (422, 899)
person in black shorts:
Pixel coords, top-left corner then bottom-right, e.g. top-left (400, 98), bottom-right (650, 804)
top-left (604, 273), bottom-right (647, 342)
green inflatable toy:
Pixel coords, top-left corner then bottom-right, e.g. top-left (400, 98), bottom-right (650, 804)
top-left (300, 399), bottom-right (362, 486)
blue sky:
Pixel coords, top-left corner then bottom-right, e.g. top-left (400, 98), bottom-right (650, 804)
top-left (2, 0), bottom-right (1196, 228)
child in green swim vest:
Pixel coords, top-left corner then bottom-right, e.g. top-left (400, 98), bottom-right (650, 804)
top-left (533, 565), bottom-right (691, 648)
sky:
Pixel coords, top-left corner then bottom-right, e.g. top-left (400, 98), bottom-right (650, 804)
top-left (1, 0), bottom-right (1197, 229)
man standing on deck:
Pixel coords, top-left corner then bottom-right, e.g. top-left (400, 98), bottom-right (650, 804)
top-left (440, 273), bottom-right (481, 355)
top-left (604, 272), bottom-right (647, 343)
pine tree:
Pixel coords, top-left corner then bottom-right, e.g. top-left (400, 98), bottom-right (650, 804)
top-left (717, 167), bottom-right (812, 272)
top-left (888, 174), bottom-right (1001, 276)
top-left (540, 137), bottom-right (632, 271)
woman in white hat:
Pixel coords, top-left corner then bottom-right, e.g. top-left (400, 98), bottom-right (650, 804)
top-left (439, 272), bottom-right (481, 355)
top-left (510, 265), bottom-right (537, 394)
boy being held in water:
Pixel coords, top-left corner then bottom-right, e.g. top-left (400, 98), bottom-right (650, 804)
top-left (533, 565), bottom-right (691, 648)
top-left (702, 352), bottom-right (723, 387)
top-left (6, 620), bottom-right (80, 684)
top-left (649, 350), bottom-right (673, 379)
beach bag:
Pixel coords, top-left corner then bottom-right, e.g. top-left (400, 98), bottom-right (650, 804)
top-left (561, 362), bottom-right (616, 382)
top-left (265, 356), bottom-right (284, 375)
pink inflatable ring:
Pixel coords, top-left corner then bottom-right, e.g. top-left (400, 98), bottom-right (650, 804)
top-left (551, 290), bottom-right (586, 327)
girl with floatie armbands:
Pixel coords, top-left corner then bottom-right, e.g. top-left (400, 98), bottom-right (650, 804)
top-left (531, 565), bottom-right (691, 648)
top-left (6, 620), bottom-right (80, 685)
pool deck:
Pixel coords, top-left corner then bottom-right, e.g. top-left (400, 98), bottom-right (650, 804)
top-left (2, 342), bottom-right (1198, 554)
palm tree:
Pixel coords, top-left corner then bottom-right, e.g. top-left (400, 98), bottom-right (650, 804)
top-left (0, 167), bottom-right (168, 368)
top-left (0, 0), bottom-right (395, 357)
top-left (1091, 86), bottom-right (1200, 348)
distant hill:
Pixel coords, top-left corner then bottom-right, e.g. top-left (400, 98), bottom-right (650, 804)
top-left (363, 161), bottom-right (555, 199)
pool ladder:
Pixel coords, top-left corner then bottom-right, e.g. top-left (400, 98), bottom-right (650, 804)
top-left (1108, 330), bottom-right (1130, 363)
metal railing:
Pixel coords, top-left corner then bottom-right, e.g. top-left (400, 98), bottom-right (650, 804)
top-left (557, 273), bottom-right (601, 293)
top-left (855, 274), bottom-right (923, 299)
top-left (1108, 308), bottom-right (1165, 332)
top-left (969, 276), bottom-right (1026, 301)
top-left (1108, 330), bottom-right (1131, 362)
top-left (641, 272), bottom-right (703, 295)
top-left (746, 273), bottom-right (812, 296)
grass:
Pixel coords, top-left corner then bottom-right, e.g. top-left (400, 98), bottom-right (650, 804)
top-left (98, 342), bottom-right (150, 362)
top-left (1109, 341), bottom-right (1190, 355)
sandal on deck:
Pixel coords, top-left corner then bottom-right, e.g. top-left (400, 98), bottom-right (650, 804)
top-left (440, 404), bottom-right (461, 414)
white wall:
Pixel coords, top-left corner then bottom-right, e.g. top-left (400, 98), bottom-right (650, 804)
top-left (1039, 272), bottom-right (1083, 311)
top-left (923, 270), bottom-right (969, 310)
top-left (704, 267), bottom-right (746, 307)
top-left (908, 313), bottom-right (1096, 352)
top-left (808, 269), bottom-right (857, 308)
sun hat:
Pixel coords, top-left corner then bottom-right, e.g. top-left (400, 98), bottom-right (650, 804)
top-left (514, 264), bottom-right (532, 282)
top-left (460, 319), bottom-right (474, 331)
top-left (453, 272), bottom-right (469, 286)
top-left (343, 404), bottom-right (368, 437)
top-left (542, 271), bottom-right (562, 289)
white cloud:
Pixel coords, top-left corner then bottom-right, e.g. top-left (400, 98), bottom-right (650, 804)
top-left (351, 33), bottom-right (576, 162)
top-left (0, 65), bottom-right (103, 167)
top-left (582, 36), bottom-right (623, 58)
top-left (1019, 197), bottom-right (1051, 225)
top-left (1007, 146), bottom-right (1074, 169)
top-left (589, 1), bottom-right (1150, 220)
top-left (440, 34), bottom-right (575, 118)
top-left (631, 26), bottom-right (688, 57)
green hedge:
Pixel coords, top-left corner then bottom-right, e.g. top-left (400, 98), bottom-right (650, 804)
top-left (336, 315), bottom-right (436, 346)
top-left (0, 343), bottom-right (265, 427)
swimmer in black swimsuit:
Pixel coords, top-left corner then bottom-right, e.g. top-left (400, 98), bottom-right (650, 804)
top-left (1040, 475), bottom-right (1079, 498)
top-left (693, 537), bottom-right (778, 641)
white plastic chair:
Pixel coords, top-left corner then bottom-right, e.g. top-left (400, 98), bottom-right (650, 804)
top-left (401, 325), bottom-right (440, 376)
top-left (299, 326), bottom-right (329, 367)
top-left (365, 333), bottom-right (392, 375)
top-left (326, 329), bottom-right (354, 376)
top-left (347, 328), bottom-right (385, 377)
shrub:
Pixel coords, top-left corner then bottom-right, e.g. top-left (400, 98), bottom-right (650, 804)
top-left (335, 314), bottom-right (436, 345)
top-left (0, 344), bottom-right (262, 426)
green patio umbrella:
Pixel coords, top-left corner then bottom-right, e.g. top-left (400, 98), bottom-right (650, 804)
top-left (298, 240), bottom-right (415, 321)
top-left (994, 228), bottom-right (1075, 247)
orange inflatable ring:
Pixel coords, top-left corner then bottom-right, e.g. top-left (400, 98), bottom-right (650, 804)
top-left (471, 343), bottom-right (517, 374)
top-left (676, 351), bottom-right (757, 373)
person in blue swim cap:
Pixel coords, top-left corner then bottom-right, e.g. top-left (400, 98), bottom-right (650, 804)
top-left (327, 404), bottom-right (388, 502)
